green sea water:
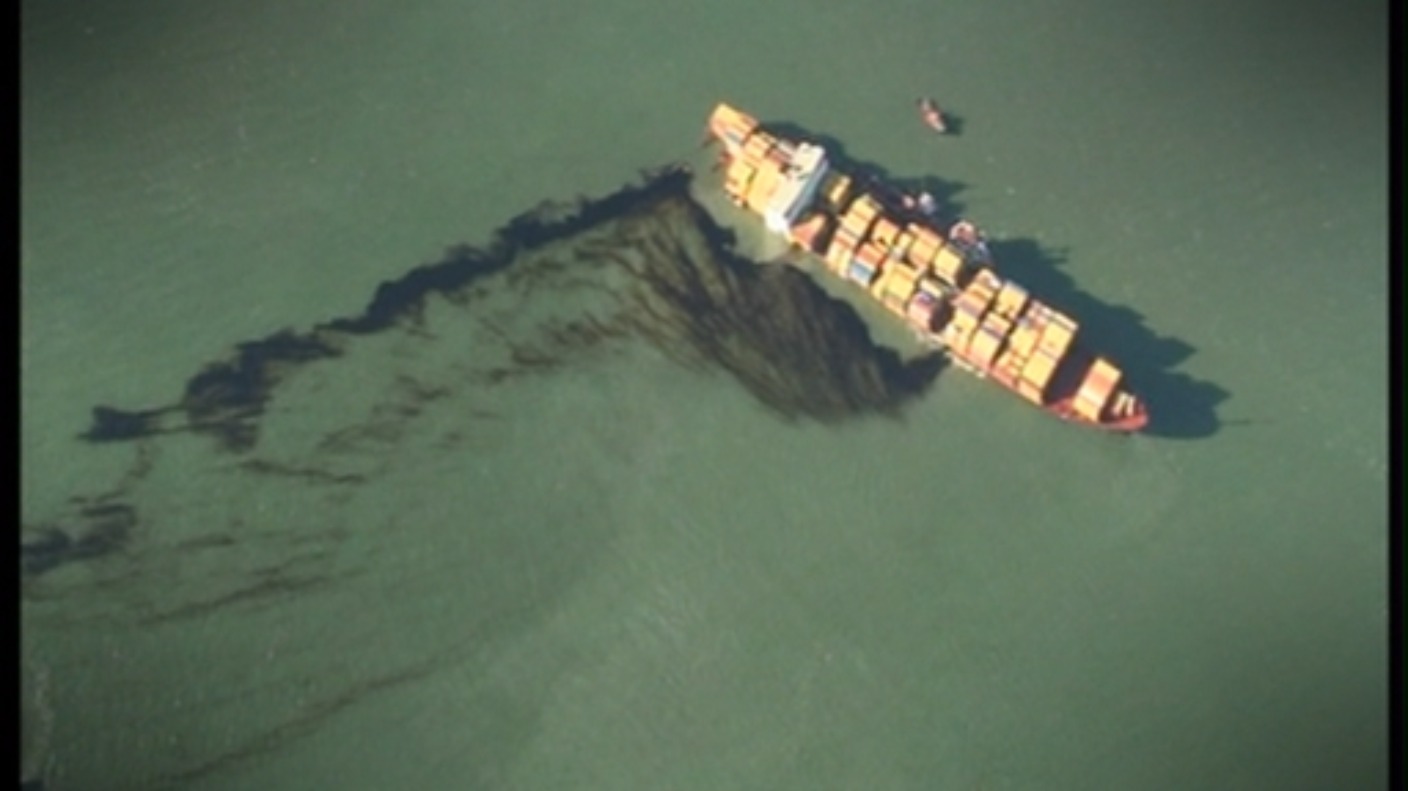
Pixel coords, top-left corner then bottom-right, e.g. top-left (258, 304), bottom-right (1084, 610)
top-left (21, 1), bottom-right (1388, 789)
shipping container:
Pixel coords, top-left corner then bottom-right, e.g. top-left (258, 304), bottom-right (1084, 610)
top-left (766, 140), bottom-right (797, 165)
top-left (979, 312), bottom-right (1014, 343)
top-left (848, 256), bottom-right (879, 287)
top-left (822, 172), bottom-right (854, 211)
top-left (1087, 358), bottom-right (1121, 387)
top-left (991, 348), bottom-right (1023, 387)
top-left (886, 264), bottom-right (921, 296)
top-left (742, 132), bottom-right (775, 164)
top-left (993, 281), bottom-right (1030, 320)
top-left (906, 227), bottom-right (939, 267)
top-left (942, 302), bottom-right (983, 351)
top-left (825, 231), bottom-right (859, 271)
top-left (889, 230), bottom-right (916, 262)
top-left (1019, 349), bottom-right (1059, 391)
top-left (744, 166), bottom-right (782, 212)
top-left (840, 203), bottom-right (879, 238)
top-left (968, 269), bottom-right (1002, 302)
top-left (855, 242), bottom-right (886, 270)
top-left (930, 245), bottom-right (967, 287)
top-left (870, 218), bottom-right (901, 250)
top-left (1036, 321), bottom-right (1075, 361)
top-left (916, 277), bottom-right (949, 301)
top-left (966, 325), bottom-right (1005, 369)
top-left (724, 160), bottom-right (757, 201)
top-left (1017, 378), bottom-right (1046, 404)
top-left (1005, 317), bottom-right (1041, 359)
top-left (955, 280), bottom-right (997, 319)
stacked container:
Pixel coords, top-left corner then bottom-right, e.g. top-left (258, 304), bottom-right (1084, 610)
top-left (869, 218), bottom-right (901, 253)
top-left (1015, 309), bottom-right (1076, 404)
top-left (708, 104), bottom-right (760, 150)
top-left (906, 225), bottom-right (942, 267)
top-left (992, 309), bottom-right (1044, 387)
top-left (828, 195), bottom-right (881, 273)
top-left (724, 158), bottom-right (757, 203)
top-left (744, 164), bottom-right (783, 213)
top-left (877, 262), bottom-right (922, 313)
top-left (968, 312), bottom-right (1014, 371)
top-left (906, 278), bottom-right (950, 331)
top-left (1073, 359), bottom-right (1121, 422)
top-left (930, 243), bottom-right (968, 288)
top-left (742, 132), bottom-right (775, 165)
top-left (992, 281), bottom-right (1029, 321)
top-left (821, 172), bottom-right (854, 212)
top-left (847, 243), bottom-right (886, 287)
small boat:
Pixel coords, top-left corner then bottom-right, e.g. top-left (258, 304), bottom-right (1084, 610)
top-left (917, 98), bottom-right (947, 134)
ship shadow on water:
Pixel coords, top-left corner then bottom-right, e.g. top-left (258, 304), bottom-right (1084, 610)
top-left (982, 237), bottom-right (1229, 439)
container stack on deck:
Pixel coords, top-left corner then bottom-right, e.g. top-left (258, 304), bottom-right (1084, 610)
top-left (705, 102), bottom-right (1149, 432)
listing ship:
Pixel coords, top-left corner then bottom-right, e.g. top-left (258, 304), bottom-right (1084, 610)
top-left (704, 103), bottom-right (1149, 433)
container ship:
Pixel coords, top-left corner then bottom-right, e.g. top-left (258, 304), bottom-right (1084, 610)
top-left (704, 103), bottom-right (1149, 433)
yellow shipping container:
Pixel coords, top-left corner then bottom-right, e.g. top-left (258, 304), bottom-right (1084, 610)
top-left (967, 269), bottom-right (1001, 303)
top-left (942, 306), bottom-right (982, 351)
top-left (1020, 350), bottom-right (1059, 391)
top-left (917, 277), bottom-right (948, 301)
top-left (956, 283), bottom-right (996, 318)
top-left (931, 243), bottom-right (967, 285)
top-left (825, 235), bottom-right (858, 271)
top-left (841, 199), bottom-right (880, 236)
top-left (724, 160), bottom-right (756, 201)
top-left (869, 267), bottom-right (896, 298)
top-left (1087, 358), bottom-right (1122, 389)
top-left (890, 230), bottom-right (915, 261)
top-left (886, 266), bottom-right (922, 303)
top-left (967, 327), bottom-right (1004, 369)
top-left (907, 227), bottom-right (941, 267)
top-left (980, 312), bottom-right (1014, 343)
top-left (709, 104), bottom-right (758, 137)
top-left (822, 173), bottom-right (854, 211)
top-left (744, 166), bottom-right (781, 212)
top-left (1006, 319), bottom-right (1041, 358)
top-left (1036, 321), bottom-right (1075, 360)
top-left (870, 218), bottom-right (901, 250)
top-left (1017, 378), bottom-right (1046, 404)
top-left (993, 281), bottom-right (1030, 320)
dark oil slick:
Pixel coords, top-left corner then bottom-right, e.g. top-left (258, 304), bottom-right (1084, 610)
top-left (21, 165), bottom-right (951, 789)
